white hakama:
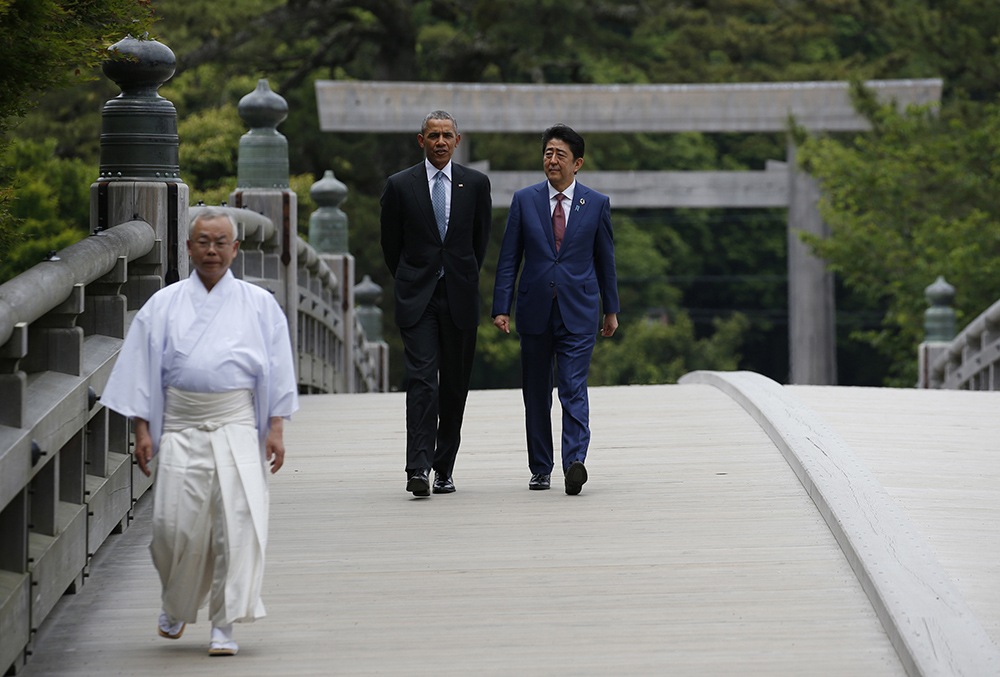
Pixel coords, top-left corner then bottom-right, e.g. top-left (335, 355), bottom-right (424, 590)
top-left (101, 270), bottom-right (298, 630)
top-left (155, 387), bottom-right (268, 626)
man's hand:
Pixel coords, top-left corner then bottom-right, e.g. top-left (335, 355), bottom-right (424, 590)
top-left (601, 313), bottom-right (618, 337)
top-left (266, 417), bottom-right (286, 474)
top-left (134, 418), bottom-right (153, 477)
top-left (493, 314), bottom-right (510, 334)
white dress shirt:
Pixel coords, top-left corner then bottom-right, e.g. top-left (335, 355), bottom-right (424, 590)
top-left (548, 179), bottom-right (577, 229)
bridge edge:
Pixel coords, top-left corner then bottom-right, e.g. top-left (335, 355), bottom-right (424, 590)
top-left (679, 370), bottom-right (1000, 677)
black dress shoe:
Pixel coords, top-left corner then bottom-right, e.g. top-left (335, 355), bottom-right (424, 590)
top-left (564, 461), bottom-right (588, 495)
top-left (432, 472), bottom-right (456, 494)
top-left (406, 469), bottom-right (430, 497)
top-left (528, 473), bottom-right (551, 490)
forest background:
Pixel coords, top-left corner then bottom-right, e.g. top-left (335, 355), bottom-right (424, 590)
top-left (3, 0), bottom-right (1000, 390)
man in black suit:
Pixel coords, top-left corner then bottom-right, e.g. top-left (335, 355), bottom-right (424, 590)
top-left (380, 110), bottom-right (492, 497)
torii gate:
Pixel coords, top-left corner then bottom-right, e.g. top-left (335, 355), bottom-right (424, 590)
top-left (315, 79), bottom-right (942, 385)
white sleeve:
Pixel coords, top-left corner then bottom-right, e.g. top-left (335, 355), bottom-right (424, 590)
top-left (265, 296), bottom-right (299, 419)
top-left (100, 310), bottom-right (155, 421)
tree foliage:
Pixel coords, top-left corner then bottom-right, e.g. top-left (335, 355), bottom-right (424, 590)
top-left (798, 85), bottom-right (1000, 385)
top-left (0, 138), bottom-right (94, 280)
top-left (10, 0), bottom-right (1000, 387)
top-left (0, 0), bottom-right (154, 133)
top-left (0, 0), bottom-right (154, 272)
top-left (590, 313), bottom-right (750, 385)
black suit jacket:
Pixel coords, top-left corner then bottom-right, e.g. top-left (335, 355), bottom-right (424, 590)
top-left (380, 162), bottom-right (492, 330)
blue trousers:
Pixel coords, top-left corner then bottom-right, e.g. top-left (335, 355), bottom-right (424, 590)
top-left (519, 299), bottom-right (597, 475)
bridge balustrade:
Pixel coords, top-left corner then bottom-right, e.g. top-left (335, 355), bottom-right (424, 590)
top-left (917, 275), bottom-right (1000, 390)
top-left (1, 34), bottom-right (388, 674)
top-left (927, 297), bottom-right (1000, 390)
top-left (0, 219), bottom-right (159, 675)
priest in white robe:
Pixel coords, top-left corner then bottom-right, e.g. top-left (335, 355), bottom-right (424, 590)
top-left (101, 207), bottom-right (298, 657)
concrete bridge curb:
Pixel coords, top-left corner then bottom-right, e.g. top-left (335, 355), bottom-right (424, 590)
top-left (679, 370), bottom-right (1000, 677)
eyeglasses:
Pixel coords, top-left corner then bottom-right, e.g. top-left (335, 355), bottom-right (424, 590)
top-left (192, 239), bottom-right (235, 251)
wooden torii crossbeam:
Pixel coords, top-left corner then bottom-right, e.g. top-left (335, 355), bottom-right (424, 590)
top-left (316, 79), bottom-right (942, 133)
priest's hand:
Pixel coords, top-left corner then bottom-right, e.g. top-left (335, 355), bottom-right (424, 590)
top-left (134, 418), bottom-right (153, 477)
top-left (266, 417), bottom-right (285, 473)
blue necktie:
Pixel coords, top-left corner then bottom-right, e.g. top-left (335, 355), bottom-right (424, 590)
top-left (432, 170), bottom-right (447, 240)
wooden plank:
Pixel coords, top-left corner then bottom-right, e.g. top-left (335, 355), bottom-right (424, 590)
top-left (21, 386), bottom-right (903, 676)
top-left (85, 452), bottom-right (131, 549)
top-left (28, 502), bottom-right (87, 627)
top-left (0, 570), bottom-right (29, 675)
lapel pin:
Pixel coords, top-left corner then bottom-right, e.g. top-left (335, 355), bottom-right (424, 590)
top-left (458, 184), bottom-right (464, 187)
top-left (575, 205), bottom-right (580, 212)
top-left (579, 198), bottom-right (585, 205)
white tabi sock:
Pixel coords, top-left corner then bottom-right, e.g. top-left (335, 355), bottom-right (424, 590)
top-left (157, 610), bottom-right (185, 639)
top-left (209, 623), bottom-right (238, 656)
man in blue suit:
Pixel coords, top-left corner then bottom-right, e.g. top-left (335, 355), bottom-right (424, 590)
top-left (492, 124), bottom-right (619, 495)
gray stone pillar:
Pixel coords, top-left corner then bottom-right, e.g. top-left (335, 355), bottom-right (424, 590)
top-left (918, 276), bottom-right (955, 388)
top-left (787, 139), bottom-right (837, 385)
top-left (92, 34), bottom-right (188, 287)
top-left (230, 79), bottom-right (298, 361)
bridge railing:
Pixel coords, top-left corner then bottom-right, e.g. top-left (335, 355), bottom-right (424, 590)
top-left (296, 245), bottom-right (387, 394)
top-left (926, 299), bottom-right (1000, 390)
top-left (0, 219), bottom-right (160, 675)
top-left (1, 36), bottom-right (387, 675)
top-left (917, 276), bottom-right (1000, 390)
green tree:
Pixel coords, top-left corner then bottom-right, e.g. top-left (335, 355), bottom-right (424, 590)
top-left (0, 0), bottom-right (154, 274)
top-left (0, 138), bottom-right (95, 280)
top-left (798, 85), bottom-right (1000, 385)
top-left (590, 313), bottom-right (750, 385)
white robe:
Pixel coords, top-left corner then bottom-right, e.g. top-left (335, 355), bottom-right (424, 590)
top-left (101, 270), bottom-right (299, 625)
top-left (102, 269), bottom-right (299, 460)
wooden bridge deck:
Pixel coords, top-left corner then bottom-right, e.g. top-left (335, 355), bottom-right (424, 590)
top-left (19, 381), bottom-right (1000, 676)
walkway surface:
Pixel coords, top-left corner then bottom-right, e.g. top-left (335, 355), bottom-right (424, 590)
top-left (19, 381), bottom-right (1000, 676)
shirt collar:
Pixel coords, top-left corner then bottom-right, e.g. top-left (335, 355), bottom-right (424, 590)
top-left (425, 159), bottom-right (453, 183)
top-left (189, 268), bottom-right (233, 295)
top-left (548, 179), bottom-right (576, 204)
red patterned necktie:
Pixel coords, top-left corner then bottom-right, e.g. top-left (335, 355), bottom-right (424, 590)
top-left (553, 193), bottom-right (566, 251)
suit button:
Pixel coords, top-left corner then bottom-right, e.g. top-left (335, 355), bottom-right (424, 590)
top-left (549, 281), bottom-right (555, 287)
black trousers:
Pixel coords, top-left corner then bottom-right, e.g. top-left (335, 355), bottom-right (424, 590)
top-left (399, 278), bottom-right (478, 477)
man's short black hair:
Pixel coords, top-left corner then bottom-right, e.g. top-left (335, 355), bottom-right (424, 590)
top-left (541, 124), bottom-right (585, 161)
top-left (421, 110), bottom-right (459, 135)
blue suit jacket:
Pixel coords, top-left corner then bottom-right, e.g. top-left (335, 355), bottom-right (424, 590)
top-left (492, 180), bottom-right (619, 335)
